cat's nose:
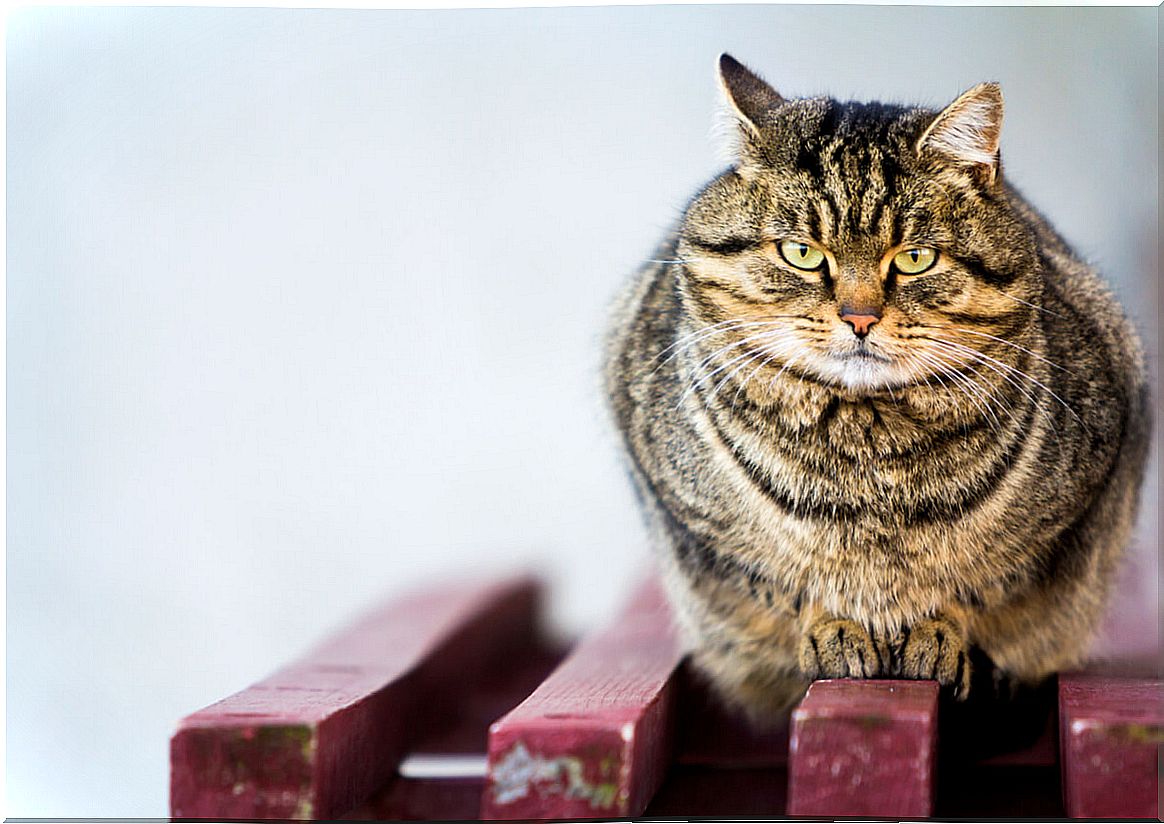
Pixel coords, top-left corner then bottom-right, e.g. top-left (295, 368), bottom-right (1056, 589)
top-left (840, 308), bottom-right (881, 338)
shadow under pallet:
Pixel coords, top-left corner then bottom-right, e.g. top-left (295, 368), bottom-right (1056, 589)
top-left (170, 574), bottom-right (1162, 820)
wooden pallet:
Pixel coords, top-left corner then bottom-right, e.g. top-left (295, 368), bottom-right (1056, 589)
top-left (171, 574), bottom-right (1162, 820)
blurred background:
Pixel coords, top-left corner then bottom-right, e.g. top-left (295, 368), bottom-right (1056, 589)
top-left (6, 6), bottom-right (1158, 816)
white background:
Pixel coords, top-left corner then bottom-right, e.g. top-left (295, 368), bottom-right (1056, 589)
top-left (7, 6), bottom-right (1158, 816)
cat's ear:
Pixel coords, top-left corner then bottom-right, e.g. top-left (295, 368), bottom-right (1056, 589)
top-left (719, 54), bottom-right (784, 131)
top-left (717, 54), bottom-right (784, 167)
top-left (917, 83), bottom-right (1004, 185)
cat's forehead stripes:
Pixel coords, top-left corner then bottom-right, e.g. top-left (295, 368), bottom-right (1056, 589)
top-left (685, 89), bottom-right (1029, 292)
top-left (786, 100), bottom-right (909, 248)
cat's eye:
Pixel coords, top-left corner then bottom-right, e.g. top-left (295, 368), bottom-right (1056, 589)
top-left (892, 247), bottom-right (938, 275)
top-left (778, 241), bottom-right (826, 271)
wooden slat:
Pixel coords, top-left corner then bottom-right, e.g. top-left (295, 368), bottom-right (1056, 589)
top-left (1059, 671), bottom-right (1163, 819)
top-left (787, 679), bottom-right (939, 818)
top-left (170, 575), bottom-right (541, 820)
top-left (480, 577), bottom-right (684, 819)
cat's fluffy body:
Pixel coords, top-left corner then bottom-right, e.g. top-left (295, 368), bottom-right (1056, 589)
top-left (605, 56), bottom-right (1150, 721)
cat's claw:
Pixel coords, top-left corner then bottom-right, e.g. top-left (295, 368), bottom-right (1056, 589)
top-left (900, 614), bottom-right (971, 699)
top-left (798, 615), bottom-right (881, 680)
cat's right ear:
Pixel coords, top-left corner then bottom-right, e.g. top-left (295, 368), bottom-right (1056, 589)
top-left (717, 54), bottom-right (784, 167)
top-left (916, 83), bottom-right (1004, 186)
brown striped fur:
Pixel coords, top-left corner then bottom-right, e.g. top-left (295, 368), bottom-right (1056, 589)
top-left (605, 55), bottom-right (1151, 723)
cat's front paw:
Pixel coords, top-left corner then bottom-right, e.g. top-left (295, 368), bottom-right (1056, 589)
top-left (900, 614), bottom-right (971, 698)
top-left (798, 614), bottom-right (880, 680)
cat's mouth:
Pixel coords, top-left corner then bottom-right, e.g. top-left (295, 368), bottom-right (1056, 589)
top-left (835, 344), bottom-right (892, 364)
top-left (814, 343), bottom-right (907, 392)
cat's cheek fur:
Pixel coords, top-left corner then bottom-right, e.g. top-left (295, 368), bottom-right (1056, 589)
top-left (896, 273), bottom-right (963, 310)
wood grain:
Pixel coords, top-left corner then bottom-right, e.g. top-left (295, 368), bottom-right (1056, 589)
top-left (170, 575), bottom-right (541, 819)
top-left (481, 577), bottom-right (684, 819)
top-left (787, 679), bottom-right (939, 817)
top-left (1059, 671), bottom-right (1163, 819)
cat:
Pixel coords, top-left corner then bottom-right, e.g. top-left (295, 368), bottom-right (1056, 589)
top-left (605, 54), bottom-right (1151, 723)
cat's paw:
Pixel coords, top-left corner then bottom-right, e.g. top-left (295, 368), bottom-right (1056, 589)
top-left (798, 614), bottom-right (880, 680)
top-left (900, 614), bottom-right (971, 698)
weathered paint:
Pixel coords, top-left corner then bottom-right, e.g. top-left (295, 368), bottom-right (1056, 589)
top-left (490, 741), bottom-right (621, 809)
top-left (788, 679), bottom-right (939, 817)
top-left (170, 724), bottom-right (317, 819)
top-left (1060, 672), bottom-right (1162, 818)
top-left (481, 577), bottom-right (683, 820)
top-left (170, 576), bottom-right (543, 819)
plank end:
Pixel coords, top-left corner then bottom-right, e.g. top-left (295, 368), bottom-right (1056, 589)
top-left (1059, 672), bottom-right (1163, 819)
top-left (788, 679), bottom-right (939, 818)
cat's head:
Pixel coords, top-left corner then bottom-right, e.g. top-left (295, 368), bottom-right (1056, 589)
top-left (676, 54), bottom-right (1041, 395)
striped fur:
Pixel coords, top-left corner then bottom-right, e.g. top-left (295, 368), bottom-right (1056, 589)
top-left (605, 56), bottom-right (1151, 722)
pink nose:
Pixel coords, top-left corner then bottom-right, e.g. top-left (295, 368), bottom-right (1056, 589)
top-left (840, 311), bottom-right (880, 337)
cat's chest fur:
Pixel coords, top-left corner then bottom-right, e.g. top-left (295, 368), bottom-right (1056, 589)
top-left (689, 364), bottom-right (1021, 524)
top-left (664, 351), bottom-right (1048, 625)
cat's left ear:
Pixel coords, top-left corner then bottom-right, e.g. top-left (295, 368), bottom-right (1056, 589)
top-left (917, 83), bottom-right (1004, 186)
top-left (719, 54), bottom-right (784, 131)
top-left (718, 54), bottom-right (784, 167)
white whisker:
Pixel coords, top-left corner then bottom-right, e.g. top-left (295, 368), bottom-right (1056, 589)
top-left (912, 348), bottom-right (1003, 434)
top-left (651, 320), bottom-right (772, 373)
top-left (995, 290), bottom-right (1065, 319)
top-left (924, 335), bottom-right (1085, 429)
top-left (709, 348), bottom-right (773, 405)
top-left (653, 315), bottom-right (811, 369)
top-left (674, 327), bottom-right (802, 411)
top-left (952, 327), bottom-right (1072, 373)
top-left (924, 337), bottom-right (1062, 443)
top-left (904, 350), bottom-right (966, 432)
top-left (731, 350), bottom-right (785, 411)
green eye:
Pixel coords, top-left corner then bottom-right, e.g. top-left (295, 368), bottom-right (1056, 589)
top-left (778, 240), bottom-right (826, 271)
top-left (893, 247), bottom-right (938, 275)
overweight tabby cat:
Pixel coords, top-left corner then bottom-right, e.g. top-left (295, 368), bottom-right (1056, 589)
top-left (606, 55), bottom-right (1150, 722)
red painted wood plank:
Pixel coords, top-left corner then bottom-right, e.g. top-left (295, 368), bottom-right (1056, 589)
top-left (170, 575), bottom-right (541, 820)
top-left (481, 577), bottom-right (684, 819)
top-left (1059, 671), bottom-right (1163, 819)
top-left (787, 679), bottom-right (939, 818)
